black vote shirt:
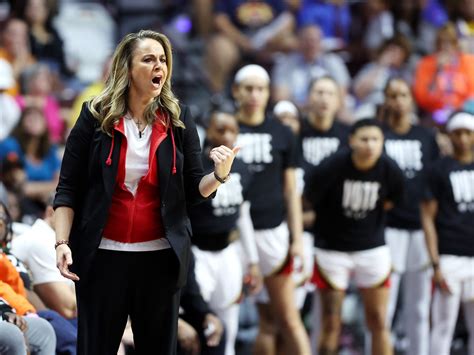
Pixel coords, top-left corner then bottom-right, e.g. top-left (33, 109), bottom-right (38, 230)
top-left (237, 116), bottom-right (298, 229)
top-left (300, 118), bottom-right (350, 174)
top-left (304, 149), bottom-right (405, 251)
top-left (383, 125), bottom-right (440, 230)
top-left (188, 147), bottom-right (252, 240)
top-left (424, 157), bottom-right (474, 257)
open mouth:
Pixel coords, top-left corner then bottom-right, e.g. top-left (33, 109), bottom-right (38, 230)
top-left (152, 76), bottom-right (162, 86)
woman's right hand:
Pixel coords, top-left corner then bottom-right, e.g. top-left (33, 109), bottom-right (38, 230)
top-left (56, 244), bottom-right (80, 281)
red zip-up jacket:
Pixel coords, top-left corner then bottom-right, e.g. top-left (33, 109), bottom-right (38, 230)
top-left (102, 116), bottom-right (173, 243)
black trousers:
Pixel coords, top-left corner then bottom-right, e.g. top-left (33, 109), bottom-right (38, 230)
top-left (76, 248), bottom-right (180, 355)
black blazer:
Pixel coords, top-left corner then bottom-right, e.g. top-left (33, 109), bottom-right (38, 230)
top-left (54, 103), bottom-right (211, 288)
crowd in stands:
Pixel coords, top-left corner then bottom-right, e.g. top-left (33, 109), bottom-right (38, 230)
top-left (1, 0), bottom-right (474, 354)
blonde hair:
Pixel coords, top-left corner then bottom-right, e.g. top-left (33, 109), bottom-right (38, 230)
top-left (89, 30), bottom-right (183, 134)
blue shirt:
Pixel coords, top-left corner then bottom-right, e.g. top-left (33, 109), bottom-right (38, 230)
top-left (0, 137), bottom-right (60, 181)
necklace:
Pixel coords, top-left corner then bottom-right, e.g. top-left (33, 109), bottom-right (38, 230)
top-left (127, 112), bottom-right (147, 138)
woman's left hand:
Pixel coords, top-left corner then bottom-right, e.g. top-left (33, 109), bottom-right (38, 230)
top-left (209, 146), bottom-right (240, 181)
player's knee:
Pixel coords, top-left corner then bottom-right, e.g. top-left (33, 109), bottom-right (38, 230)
top-left (277, 311), bottom-right (304, 334)
top-left (365, 310), bottom-right (387, 332)
top-left (321, 314), bottom-right (342, 335)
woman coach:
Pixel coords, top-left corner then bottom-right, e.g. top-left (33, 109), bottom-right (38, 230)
top-left (53, 30), bottom-right (238, 354)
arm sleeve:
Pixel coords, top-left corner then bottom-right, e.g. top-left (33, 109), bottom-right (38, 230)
top-left (182, 106), bottom-right (215, 205)
top-left (53, 103), bottom-right (96, 210)
top-left (237, 201), bottom-right (259, 264)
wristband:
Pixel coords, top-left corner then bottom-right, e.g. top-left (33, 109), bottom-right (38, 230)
top-left (214, 171), bottom-right (230, 184)
top-left (55, 240), bottom-right (69, 249)
top-left (432, 261), bottom-right (440, 270)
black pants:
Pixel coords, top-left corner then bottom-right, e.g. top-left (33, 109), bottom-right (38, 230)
top-left (76, 248), bottom-right (180, 355)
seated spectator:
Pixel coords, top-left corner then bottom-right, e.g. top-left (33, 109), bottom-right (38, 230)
top-left (0, 201), bottom-right (77, 355)
top-left (297, 0), bottom-right (351, 51)
top-left (272, 24), bottom-right (350, 108)
top-left (205, 0), bottom-right (298, 93)
top-left (0, 17), bottom-right (36, 96)
top-left (0, 106), bottom-right (60, 215)
top-left (362, 0), bottom-right (394, 54)
top-left (390, 0), bottom-right (446, 56)
top-left (20, 0), bottom-right (73, 79)
top-left (0, 59), bottom-right (21, 140)
top-left (16, 63), bottom-right (64, 143)
top-left (0, 297), bottom-right (56, 355)
top-left (11, 197), bottom-right (77, 320)
top-left (449, 0), bottom-right (474, 54)
top-left (68, 56), bottom-right (111, 130)
top-left (353, 35), bottom-right (412, 112)
top-left (413, 22), bottom-right (474, 124)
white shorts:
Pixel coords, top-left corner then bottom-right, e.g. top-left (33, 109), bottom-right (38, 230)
top-left (385, 227), bottom-right (430, 272)
top-left (314, 245), bottom-right (391, 290)
top-left (254, 222), bottom-right (290, 277)
top-left (439, 255), bottom-right (474, 301)
top-left (192, 242), bottom-right (244, 310)
top-left (256, 232), bottom-right (315, 309)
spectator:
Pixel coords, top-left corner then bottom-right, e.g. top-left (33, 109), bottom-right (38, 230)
top-left (205, 0), bottom-right (298, 93)
top-left (389, 0), bottom-right (445, 56)
top-left (0, 106), bottom-right (60, 214)
top-left (0, 297), bottom-right (56, 355)
top-left (362, 0), bottom-right (394, 54)
top-left (16, 63), bottom-right (64, 143)
top-left (0, 209), bottom-right (56, 354)
top-left (68, 56), bottom-right (111, 130)
top-left (448, 0), bottom-right (474, 54)
top-left (0, 200), bottom-right (78, 355)
top-left (272, 24), bottom-right (351, 108)
top-left (20, 0), bottom-right (72, 78)
top-left (413, 22), bottom-right (474, 124)
top-left (0, 18), bottom-right (36, 96)
top-left (353, 35), bottom-right (412, 113)
top-left (0, 59), bottom-right (21, 140)
top-left (11, 198), bottom-right (77, 320)
top-left (298, 0), bottom-right (351, 51)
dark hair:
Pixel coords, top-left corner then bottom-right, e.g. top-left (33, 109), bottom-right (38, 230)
top-left (377, 34), bottom-right (412, 63)
top-left (307, 75), bottom-right (339, 95)
top-left (0, 201), bottom-right (13, 246)
top-left (350, 118), bottom-right (383, 135)
top-left (383, 76), bottom-right (411, 95)
top-left (12, 106), bottom-right (51, 159)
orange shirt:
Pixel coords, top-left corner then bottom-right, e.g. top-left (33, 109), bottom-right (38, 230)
top-left (0, 253), bottom-right (35, 315)
top-left (413, 53), bottom-right (474, 113)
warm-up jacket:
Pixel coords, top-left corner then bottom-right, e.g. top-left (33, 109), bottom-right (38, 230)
top-left (53, 103), bottom-right (212, 288)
